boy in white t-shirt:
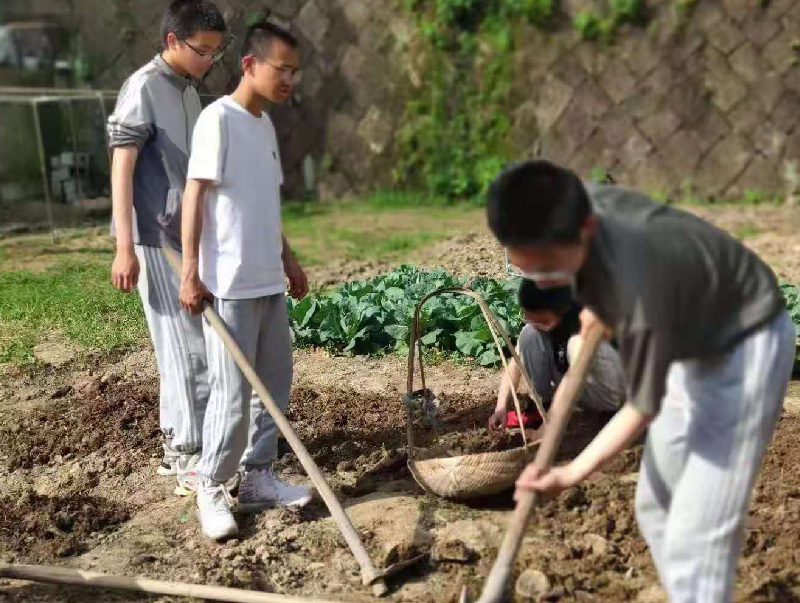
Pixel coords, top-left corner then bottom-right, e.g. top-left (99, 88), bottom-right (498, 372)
top-left (179, 21), bottom-right (310, 541)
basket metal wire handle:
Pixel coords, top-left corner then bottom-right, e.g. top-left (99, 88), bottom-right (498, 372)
top-left (404, 286), bottom-right (548, 460)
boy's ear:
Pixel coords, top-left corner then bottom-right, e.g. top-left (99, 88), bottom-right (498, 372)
top-left (582, 214), bottom-right (598, 237)
top-left (241, 55), bottom-right (255, 76)
top-left (165, 31), bottom-right (179, 51)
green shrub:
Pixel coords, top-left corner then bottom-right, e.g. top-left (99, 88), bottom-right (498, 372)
top-left (574, 10), bottom-right (607, 40)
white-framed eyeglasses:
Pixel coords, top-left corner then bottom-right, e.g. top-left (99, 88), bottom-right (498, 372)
top-left (504, 249), bottom-right (573, 281)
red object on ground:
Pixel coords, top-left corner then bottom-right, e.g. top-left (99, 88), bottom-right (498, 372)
top-left (504, 409), bottom-right (543, 429)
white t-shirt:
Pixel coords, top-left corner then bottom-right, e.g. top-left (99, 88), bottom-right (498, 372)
top-left (187, 96), bottom-right (285, 299)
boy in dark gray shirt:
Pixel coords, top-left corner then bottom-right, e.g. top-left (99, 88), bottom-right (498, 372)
top-left (108, 0), bottom-right (226, 494)
top-left (488, 160), bottom-right (794, 602)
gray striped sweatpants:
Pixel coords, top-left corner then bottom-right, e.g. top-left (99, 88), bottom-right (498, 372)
top-left (518, 324), bottom-right (625, 413)
top-left (199, 294), bottom-right (293, 484)
top-left (635, 309), bottom-right (795, 603)
top-left (135, 245), bottom-right (209, 452)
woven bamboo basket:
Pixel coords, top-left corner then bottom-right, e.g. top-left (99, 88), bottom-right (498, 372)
top-left (404, 287), bottom-right (547, 499)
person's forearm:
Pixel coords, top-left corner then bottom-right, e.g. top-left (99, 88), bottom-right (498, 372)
top-left (569, 403), bottom-right (652, 481)
top-left (282, 235), bottom-right (293, 260)
top-left (110, 146), bottom-right (138, 253)
top-left (496, 359), bottom-right (522, 412)
top-left (181, 179), bottom-right (208, 280)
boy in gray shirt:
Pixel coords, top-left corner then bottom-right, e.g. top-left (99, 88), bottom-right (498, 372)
top-left (108, 0), bottom-right (226, 494)
top-left (489, 160), bottom-right (794, 602)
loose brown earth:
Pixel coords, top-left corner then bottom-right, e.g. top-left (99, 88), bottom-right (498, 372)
top-left (307, 204), bottom-right (800, 288)
top-left (1, 204), bottom-right (799, 602)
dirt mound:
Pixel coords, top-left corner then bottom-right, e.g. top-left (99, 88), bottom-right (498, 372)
top-left (303, 205), bottom-right (800, 293)
top-left (483, 418), bottom-right (800, 602)
top-left (0, 378), bottom-right (160, 471)
top-left (306, 258), bottom-right (394, 289)
top-left (285, 384), bottom-right (611, 465)
top-left (286, 386), bottom-right (405, 469)
top-left (0, 490), bottom-right (130, 560)
top-left (498, 448), bottom-right (649, 601)
top-left (737, 414), bottom-right (800, 598)
top-left (303, 227), bottom-right (505, 289)
top-left (415, 230), bottom-right (507, 281)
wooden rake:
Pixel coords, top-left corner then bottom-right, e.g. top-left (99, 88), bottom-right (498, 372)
top-left (0, 565), bottom-right (354, 603)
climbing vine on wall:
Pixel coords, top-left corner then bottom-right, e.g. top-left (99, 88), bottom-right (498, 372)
top-left (392, 1), bottom-right (556, 200)
top-left (392, 0), bottom-right (661, 200)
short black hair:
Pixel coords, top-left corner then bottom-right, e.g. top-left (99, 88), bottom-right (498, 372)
top-left (518, 279), bottom-right (573, 315)
top-left (161, 0), bottom-right (226, 47)
top-left (240, 21), bottom-right (299, 61)
top-left (487, 160), bottom-right (591, 246)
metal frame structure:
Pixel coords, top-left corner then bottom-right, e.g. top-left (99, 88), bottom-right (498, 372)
top-left (0, 86), bottom-right (118, 240)
top-left (0, 86), bottom-right (218, 240)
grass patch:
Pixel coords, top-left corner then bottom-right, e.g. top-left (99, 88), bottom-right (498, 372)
top-left (329, 229), bottom-right (446, 261)
top-left (0, 194), bottom-right (482, 366)
top-left (658, 183), bottom-right (785, 207)
top-left (733, 223), bottom-right (762, 240)
top-left (0, 227), bottom-right (113, 273)
top-left (282, 195), bottom-right (482, 267)
top-left (0, 259), bottom-right (147, 365)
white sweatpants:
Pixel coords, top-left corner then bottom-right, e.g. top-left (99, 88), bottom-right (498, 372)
top-left (199, 294), bottom-right (293, 484)
top-left (634, 310), bottom-right (795, 603)
top-left (135, 245), bottom-right (209, 452)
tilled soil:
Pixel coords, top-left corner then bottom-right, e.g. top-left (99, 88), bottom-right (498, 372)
top-left (1, 203), bottom-right (799, 602)
top-left (0, 491), bottom-right (130, 561)
top-left (305, 205), bottom-right (800, 289)
top-left (0, 363), bottom-right (799, 602)
top-left (0, 376), bottom-right (160, 471)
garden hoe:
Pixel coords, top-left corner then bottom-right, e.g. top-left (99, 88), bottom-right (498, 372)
top-left (459, 324), bottom-right (604, 603)
top-left (0, 249), bottom-right (426, 602)
top-left (0, 564), bottom-right (350, 603)
top-left (159, 246), bottom-right (426, 597)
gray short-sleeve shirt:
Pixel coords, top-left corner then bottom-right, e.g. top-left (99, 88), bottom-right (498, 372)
top-left (576, 184), bottom-right (785, 415)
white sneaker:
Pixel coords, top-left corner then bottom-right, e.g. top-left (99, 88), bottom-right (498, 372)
top-left (157, 442), bottom-right (180, 476)
top-left (174, 452), bottom-right (201, 496)
top-left (239, 468), bottom-right (313, 513)
top-left (197, 480), bottom-right (239, 541)
top-left (237, 467), bottom-right (278, 514)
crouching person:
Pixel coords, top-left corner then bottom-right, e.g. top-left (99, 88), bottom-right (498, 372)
top-left (490, 278), bottom-right (625, 433)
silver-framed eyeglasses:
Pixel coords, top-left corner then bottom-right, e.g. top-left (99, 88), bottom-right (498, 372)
top-left (265, 60), bottom-right (302, 83)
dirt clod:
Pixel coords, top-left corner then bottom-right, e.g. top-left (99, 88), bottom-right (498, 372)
top-left (0, 490), bottom-right (130, 560)
top-left (516, 569), bottom-right (551, 600)
top-left (432, 538), bottom-right (478, 563)
top-left (584, 534), bottom-right (610, 556)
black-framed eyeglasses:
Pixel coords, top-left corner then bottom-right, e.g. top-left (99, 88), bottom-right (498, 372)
top-left (184, 36), bottom-right (233, 63)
